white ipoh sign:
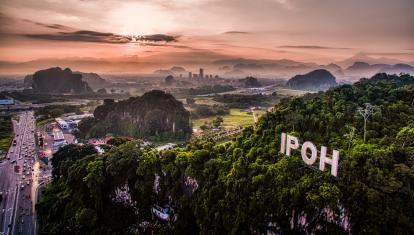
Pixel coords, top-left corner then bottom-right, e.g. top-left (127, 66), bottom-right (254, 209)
top-left (280, 133), bottom-right (339, 177)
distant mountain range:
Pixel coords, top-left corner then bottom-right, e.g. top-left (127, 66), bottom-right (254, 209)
top-left (343, 62), bottom-right (414, 78)
top-left (209, 54), bottom-right (413, 79)
top-left (218, 60), bottom-right (414, 80)
top-left (335, 52), bottom-right (409, 67)
top-left (0, 52), bottom-right (413, 81)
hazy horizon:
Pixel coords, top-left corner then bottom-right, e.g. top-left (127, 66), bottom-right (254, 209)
top-left (0, 0), bottom-right (413, 74)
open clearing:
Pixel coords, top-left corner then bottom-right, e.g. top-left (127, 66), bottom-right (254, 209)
top-left (192, 108), bottom-right (267, 129)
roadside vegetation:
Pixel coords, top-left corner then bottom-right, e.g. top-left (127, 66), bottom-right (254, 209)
top-left (0, 115), bottom-right (13, 156)
top-left (35, 105), bottom-right (82, 123)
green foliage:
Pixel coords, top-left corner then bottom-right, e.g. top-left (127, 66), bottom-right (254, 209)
top-left (0, 115), bottom-right (13, 153)
top-left (1, 90), bottom-right (63, 103)
top-left (212, 116), bottom-right (223, 128)
top-left (213, 94), bottom-right (277, 108)
top-left (35, 105), bottom-right (81, 122)
top-left (79, 90), bottom-right (192, 141)
top-left (51, 144), bottom-right (97, 179)
top-left (191, 104), bottom-right (229, 118)
top-left (38, 74), bottom-right (414, 234)
top-left (106, 137), bottom-right (132, 146)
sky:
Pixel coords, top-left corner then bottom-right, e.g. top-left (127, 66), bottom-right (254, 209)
top-left (0, 0), bottom-right (413, 72)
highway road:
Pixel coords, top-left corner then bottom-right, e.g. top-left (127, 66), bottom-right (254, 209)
top-left (0, 111), bottom-right (46, 235)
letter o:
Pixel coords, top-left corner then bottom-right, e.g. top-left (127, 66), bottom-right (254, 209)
top-left (301, 141), bottom-right (318, 165)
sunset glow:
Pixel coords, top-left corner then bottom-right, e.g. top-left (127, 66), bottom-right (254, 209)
top-left (0, 0), bottom-right (413, 73)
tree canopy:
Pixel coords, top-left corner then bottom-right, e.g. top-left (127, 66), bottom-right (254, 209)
top-left (37, 73), bottom-right (414, 234)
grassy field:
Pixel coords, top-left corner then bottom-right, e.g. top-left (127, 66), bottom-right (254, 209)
top-left (80, 105), bottom-right (98, 112)
top-left (192, 108), bottom-right (266, 130)
top-left (274, 88), bottom-right (314, 96)
top-left (194, 97), bottom-right (222, 106)
top-left (0, 138), bottom-right (11, 155)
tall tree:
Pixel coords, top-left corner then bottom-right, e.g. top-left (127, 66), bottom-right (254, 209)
top-left (357, 103), bottom-right (376, 142)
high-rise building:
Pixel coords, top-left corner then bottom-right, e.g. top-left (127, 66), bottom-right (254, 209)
top-left (188, 72), bottom-right (192, 79)
top-left (199, 68), bottom-right (204, 79)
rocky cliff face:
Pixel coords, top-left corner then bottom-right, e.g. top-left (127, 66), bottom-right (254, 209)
top-left (287, 69), bottom-right (337, 91)
top-left (73, 71), bottom-right (107, 89)
top-left (31, 67), bottom-right (92, 94)
top-left (23, 74), bottom-right (33, 88)
top-left (82, 90), bottom-right (192, 140)
top-left (25, 67), bottom-right (106, 90)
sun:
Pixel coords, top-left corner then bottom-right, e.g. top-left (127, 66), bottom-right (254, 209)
top-left (109, 2), bottom-right (177, 36)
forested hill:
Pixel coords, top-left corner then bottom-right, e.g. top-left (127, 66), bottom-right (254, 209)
top-left (77, 90), bottom-right (192, 140)
top-left (287, 69), bottom-right (337, 91)
top-left (31, 67), bottom-right (93, 94)
top-left (37, 73), bottom-right (414, 234)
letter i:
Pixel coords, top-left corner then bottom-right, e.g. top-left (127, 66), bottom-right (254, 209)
top-left (280, 132), bottom-right (286, 154)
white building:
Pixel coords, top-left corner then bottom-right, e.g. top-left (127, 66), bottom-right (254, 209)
top-left (55, 118), bottom-right (69, 130)
top-left (52, 130), bottom-right (67, 150)
top-left (0, 97), bottom-right (14, 105)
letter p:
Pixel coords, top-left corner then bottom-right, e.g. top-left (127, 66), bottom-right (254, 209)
top-left (286, 135), bottom-right (299, 156)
